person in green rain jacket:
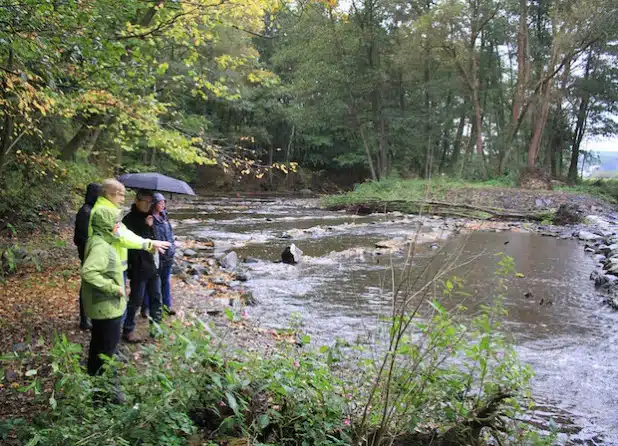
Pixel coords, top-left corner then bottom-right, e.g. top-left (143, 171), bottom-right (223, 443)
top-left (81, 206), bottom-right (126, 376)
top-left (88, 179), bottom-right (170, 273)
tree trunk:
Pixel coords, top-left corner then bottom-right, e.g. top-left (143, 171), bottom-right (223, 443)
top-left (512, 0), bottom-right (529, 126)
top-left (551, 59), bottom-right (571, 178)
top-left (567, 49), bottom-right (594, 183)
top-left (451, 113), bottom-right (466, 172)
top-left (61, 114), bottom-right (107, 161)
top-left (527, 36), bottom-right (559, 168)
top-left (438, 92), bottom-right (454, 173)
top-left (499, 0), bottom-right (529, 174)
top-left (378, 111), bottom-right (389, 179)
top-left (360, 125), bottom-right (378, 181)
top-left (268, 145), bottom-right (274, 187)
top-left (0, 47), bottom-right (15, 173)
top-left (472, 86), bottom-right (487, 178)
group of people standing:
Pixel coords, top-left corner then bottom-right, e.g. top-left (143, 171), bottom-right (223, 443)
top-left (73, 179), bottom-right (176, 378)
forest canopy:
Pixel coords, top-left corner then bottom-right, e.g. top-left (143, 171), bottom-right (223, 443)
top-left (1, 0), bottom-right (617, 222)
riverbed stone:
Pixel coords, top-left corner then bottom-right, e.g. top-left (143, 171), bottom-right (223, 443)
top-left (243, 257), bottom-right (259, 264)
top-left (604, 292), bottom-right (618, 310)
top-left (594, 254), bottom-right (607, 264)
top-left (183, 248), bottom-right (198, 257)
top-left (596, 244), bottom-right (618, 255)
top-left (220, 251), bottom-right (239, 270)
top-left (375, 238), bottom-right (405, 250)
top-left (607, 250), bottom-right (618, 260)
top-left (281, 244), bottom-right (303, 264)
top-left (187, 264), bottom-right (209, 276)
top-left (578, 231), bottom-right (602, 241)
top-left (213, 277), bottom-right (227, 286)
top-left (236, 272), bottom-right (249, 282)
top-left (606, 264), bottom-right (618, 275)
top-left (594, 273), bottom-right (618, 289)
top-left (172, 263), bottom-right (184, 275)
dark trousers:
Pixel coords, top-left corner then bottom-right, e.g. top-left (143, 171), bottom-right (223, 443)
top-left (78, 248), bottom-right (90, 327)
top-left (79, 285), bottom-right (89, 326)
top-left (123, 274), bottom-right (162, 334)
top-left (143, 261), bottom-right (173, 311)
top-left (88, 316), bottom-right (122, 376)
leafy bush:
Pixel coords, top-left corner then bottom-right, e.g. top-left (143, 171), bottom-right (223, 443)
top-left (0, 154), bottom-right (104, 231)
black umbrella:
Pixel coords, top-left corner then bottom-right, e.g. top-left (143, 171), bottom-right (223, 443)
top-left (117, 172), bottom-right (196, 195)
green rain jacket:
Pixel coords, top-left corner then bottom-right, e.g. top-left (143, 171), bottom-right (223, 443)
top-left (81, 207), bottom-right (126, 320)
top-left (88, 196), bottom-right (154, 271)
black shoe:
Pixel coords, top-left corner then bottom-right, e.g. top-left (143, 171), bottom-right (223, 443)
top-left (140, 309), bottom-right (148, 318)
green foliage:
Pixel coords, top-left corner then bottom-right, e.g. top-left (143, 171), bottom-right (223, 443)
top-left (0, 155), bottom-right (102, 229)
top-left (558, 179), bottom-right (618, 203)
top-left (321, 177), bottom-right (513, 208)
top-left (5, 256), bottom-right (554, 445)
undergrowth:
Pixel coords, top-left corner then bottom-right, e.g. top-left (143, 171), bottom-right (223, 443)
top-left (1, 256), bottom-right (559, 445)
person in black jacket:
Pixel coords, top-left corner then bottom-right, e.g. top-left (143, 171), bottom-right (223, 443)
top-left (74, 182), bottom-right (101, 330)
top-left (121, 190), bottom-right (163, 343)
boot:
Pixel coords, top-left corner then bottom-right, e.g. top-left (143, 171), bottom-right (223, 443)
top-left (122, 331), bottom-right (142, 344)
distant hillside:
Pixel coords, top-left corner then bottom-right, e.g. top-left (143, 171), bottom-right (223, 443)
top-left (583, 151), bottom-right (618, 178)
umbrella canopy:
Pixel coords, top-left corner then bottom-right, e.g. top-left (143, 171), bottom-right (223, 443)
top-left (117, 172), bottom-right (196, 195)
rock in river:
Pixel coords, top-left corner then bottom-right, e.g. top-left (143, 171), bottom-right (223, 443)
top-left (578, 231), bottom-right (602, 242)
top-left (375, 238), bottom-right (405, 250)
top-left (282, 244), bottom-right (303, 265)
top-left (183, 248), bottom-right (198, 257)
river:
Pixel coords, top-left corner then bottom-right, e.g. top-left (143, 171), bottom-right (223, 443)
top-left (172, 196), bottom-right (618, 445)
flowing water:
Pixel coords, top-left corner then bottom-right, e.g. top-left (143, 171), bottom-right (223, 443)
top-left (173, 196), bottom-right (618, 444)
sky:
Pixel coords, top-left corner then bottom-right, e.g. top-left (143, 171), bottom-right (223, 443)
top-left (583, 137), bottom-right (618, 153)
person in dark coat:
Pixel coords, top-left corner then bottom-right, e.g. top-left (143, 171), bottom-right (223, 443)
top-left (121, 190), bottom-right (163, 343)
top-left (151, 192), bottom-right (176, 315)
top-left (74, 182), bottom-right (101, 330)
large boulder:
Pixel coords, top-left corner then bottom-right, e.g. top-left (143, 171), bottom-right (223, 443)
top-left (554, 204), bottom-right (585, 226)
top-left (281, 244), bottom-right (303, 265)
